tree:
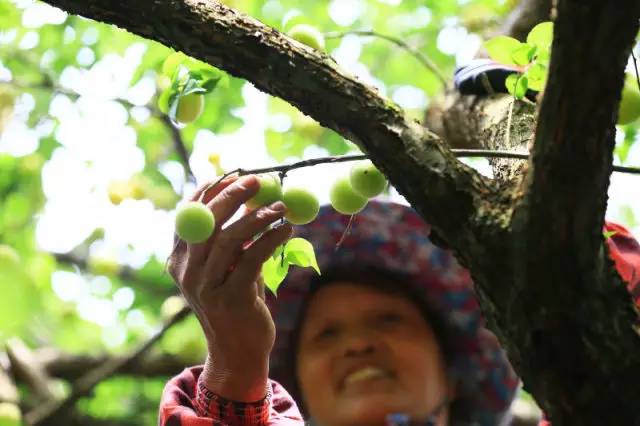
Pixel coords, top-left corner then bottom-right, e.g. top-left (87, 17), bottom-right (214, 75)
top-left (0, 0), bottom-right (639, 425)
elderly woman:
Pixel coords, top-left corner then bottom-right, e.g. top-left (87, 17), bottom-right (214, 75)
top-left (157, 175), bottom-right (640, 425)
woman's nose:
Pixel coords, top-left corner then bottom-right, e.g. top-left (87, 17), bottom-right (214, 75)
top-left (342, 330), bottom-right (380, 357)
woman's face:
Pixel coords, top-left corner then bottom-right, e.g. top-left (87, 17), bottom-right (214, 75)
top-left (295, 282), bottom-right (454, 426)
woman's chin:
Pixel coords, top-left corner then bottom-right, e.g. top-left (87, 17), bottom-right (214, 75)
top-left (335, 393), bottom-right (411, 425)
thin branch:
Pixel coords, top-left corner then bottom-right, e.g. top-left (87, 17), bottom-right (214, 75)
top-left (27, 306), bottom-right (192, 425)
top-left (324, 30), bottom-right (448, 86)
top-left (501, 0), bottom-right (553, 41)
top-left (36, 349), bottom-right (189, 380)
top-left (159, 114), bottom-right (196, 183)
top-left (209, 151), bottom-right (640, 183)
top-left (631, 48), bottom-right (640, 92)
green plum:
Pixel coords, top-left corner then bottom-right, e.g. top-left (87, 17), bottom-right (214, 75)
top-left (0, 403), bottom-right (21, 426)
top-left (161, 295), bottom-right (186, 322)
top-left (330, 177), bottom-right (368, 215)
top-left (175, 201), bottom-right (216, 244)
top-left (349, 161), bottom-right (387, 198)
top-left (176, 93), bottom-right (204, 124)
top-left (0, 244), bottom-right (19, 269)
top-left (287, 24), bottom-right (326, 51)
top-left (246, 175), bottom-right (283, 210)
top-left (283, 187), bottom-right (320, 225)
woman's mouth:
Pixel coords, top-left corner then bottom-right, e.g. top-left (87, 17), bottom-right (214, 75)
top-left (343, 366), bottom-right (394, 386)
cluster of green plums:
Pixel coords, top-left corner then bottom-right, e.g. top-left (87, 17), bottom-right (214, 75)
top-left (174, 160), bottom-right (387, 244)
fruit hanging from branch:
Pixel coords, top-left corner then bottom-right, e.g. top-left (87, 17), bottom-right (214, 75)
top-left (246, 174), bottom-right (283, 210)
top-left (283, 187), bottom-right (320, 225)
top-left (175, 201), bottom-right (216, 244)
top-left (330, 176), bottom-right (368, 215)
top-left (349, 160), bottom-right (387, 198)
top-left (287, 24), bottom-right (326, 51)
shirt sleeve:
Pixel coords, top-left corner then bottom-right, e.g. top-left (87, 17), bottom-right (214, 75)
top-left (158, 366), bottom-right (304, 426)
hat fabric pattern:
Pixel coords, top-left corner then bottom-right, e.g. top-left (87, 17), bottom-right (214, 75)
top-left (266, 200), bottom-right (520, 425)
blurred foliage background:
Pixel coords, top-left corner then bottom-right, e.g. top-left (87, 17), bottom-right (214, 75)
top-left (0, 0), bottom-right (638, 424)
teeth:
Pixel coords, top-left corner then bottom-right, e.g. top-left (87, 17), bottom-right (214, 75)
top-left (344, 367), bottom-right (389, 385)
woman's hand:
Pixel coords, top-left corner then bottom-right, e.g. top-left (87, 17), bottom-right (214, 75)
top-left (167, 175), bottom-right (292, 401)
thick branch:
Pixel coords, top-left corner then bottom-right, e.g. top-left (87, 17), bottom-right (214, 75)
top-left (39, 0), bottom-right (497, 262)
top-left (28, 306), bottom-right (191, 425)
top-left (36, 349), bottom-right (189, 380)
top-left (502, 0), bottom-right (553, 40)
top-left (508, 1), bottom-right (640, 423)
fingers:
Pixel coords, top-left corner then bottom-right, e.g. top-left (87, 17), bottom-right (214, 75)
top-left (206, 175), bottom-right (260, 227)
top-left (172, 175), bottom-right (240, 263)
top-left (186, 175), bottom-right (261, 263)
top-left (224, 222), bottom-right (293, 299)
top-left (190, 175), bottom-right (239, 203)
top-left (201, 202), bottom-right (287, 292)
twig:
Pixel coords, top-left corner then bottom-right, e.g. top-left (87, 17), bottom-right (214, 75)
top-left (324, 30), bottom-right (448, 86)
top-left (335, 214), bottom-right (356, 252)
top-left (159, 114), bottom-right (196, 183)
top-left (631, 48), bottom-right (640, 92)
top-left (201, 151), bottom-right (640, 184)
top-left (27, 306), bottom-right (192, 425)
top-left (506, 97), bottom-right (516, 147)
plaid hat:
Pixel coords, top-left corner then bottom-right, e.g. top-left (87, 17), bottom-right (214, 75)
top-left (266, 200), bottom-right (520, 425)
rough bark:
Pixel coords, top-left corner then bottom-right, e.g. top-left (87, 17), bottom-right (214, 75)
top-left (502, 0), bottom-right (554, 41)
top-left (510, 1), bottom-right (640, 422)
top-left (35, 0), bottom-right (640, 424)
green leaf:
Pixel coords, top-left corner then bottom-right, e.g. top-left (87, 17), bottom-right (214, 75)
top-left (162, 52), bottom-right (187, 77)
top-left (261, 256), bottom-right (290, 295)
top-left (527, 22), bottom-right (554, 51)
top-left (536, 48), bottom-right (551, 66)
top-left (603, 230), bottom-right (618, 240)
top-left (284, 238), bottom-right (320, 274)
top-left (511, 43), bottom-right (536, 66)
top-left (524, 63), bottom-right (547, 92)
top-left (157, 88), bottom-right (171, 115)
top-left (272, 243), bottom-right (285, 260)
top-left (484, 36), bottom-right (523, 66)
top-left (505, 74), bottom-right (528, 100)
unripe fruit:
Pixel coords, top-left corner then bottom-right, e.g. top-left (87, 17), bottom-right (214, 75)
top-left (148, 187), bottom-right (179, 211)
top-left (283, 187), bottom-right (319, 225)
top-left (287, 24), bottom-right (325, 51)
top-left (161, 295), bottom-right (186, 322)
top-left (349, 161), bottom-right (387, 198)
top-left (330, 177), bottom-right (368, 215)
top-left (618, 73), bottom-right (640, 125)
top-left (176, 93), bottom-right (204, 124)
top-left (175, 202), bottom-right (216, 244)
top-left (107, 181), bottom-right (131, 205)
top-left (0, 244), bottom-right (19, 268)
top-left (246, 175), bottom-right (283, 210)
top-left (0, 402), bottom-right (22, 426)
top-left (88, 254), bottom-right (121, 276)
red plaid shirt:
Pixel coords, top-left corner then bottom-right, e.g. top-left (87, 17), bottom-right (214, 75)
top-left (158, 366), bottom-right (303, 426)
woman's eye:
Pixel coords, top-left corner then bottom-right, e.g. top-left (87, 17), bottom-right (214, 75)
top-left (315, 326), bottom-right (338, 340)
top-left (377, 313), bottom-right (402, 325)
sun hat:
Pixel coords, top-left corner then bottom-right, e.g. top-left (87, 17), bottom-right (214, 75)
top-left (266, 200), bottom-right (521, 425)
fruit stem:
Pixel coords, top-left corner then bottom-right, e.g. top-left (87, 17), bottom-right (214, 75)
top-left (335, 214), bottom-right (356, 252)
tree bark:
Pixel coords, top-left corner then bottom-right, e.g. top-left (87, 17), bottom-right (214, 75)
top-left (36, 0), bottom-right (640, 424)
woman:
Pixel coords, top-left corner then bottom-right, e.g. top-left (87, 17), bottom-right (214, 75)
top-left (158, 175), bottom-right (640, 425)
